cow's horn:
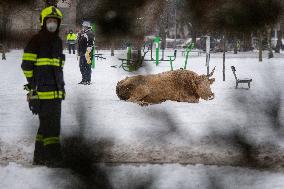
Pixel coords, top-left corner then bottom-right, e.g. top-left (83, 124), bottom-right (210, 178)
top-left (208, 66), bottom-right (216, 77)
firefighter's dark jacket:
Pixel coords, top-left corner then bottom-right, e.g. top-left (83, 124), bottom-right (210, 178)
top-left (77, 29), bottom-right (94, 56)
top-left (21, 29), bottom-right (65, 100)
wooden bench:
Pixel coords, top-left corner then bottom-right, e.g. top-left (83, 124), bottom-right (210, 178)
top-left (231, 66), bottom-right (252, 89)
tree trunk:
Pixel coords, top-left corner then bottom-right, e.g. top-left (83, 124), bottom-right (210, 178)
top-left (111, 41), bottom-right (114, 56)
top-left (223, 35), bottom-right (226, 81)
top-left (258, 31), bottom-right (263, 62)
top-left (267, 27), bottom-right (273, 58)
top-left (191, 28), bottom-right (197, 46)
top-left (233, 35), bottom-right (238, 54)
top-left (0, 6), bottom-right (8, 59)
top-left (159, 25), bottom-right (166, 60)
top-left (2, 44), bottom-right (6, 60)
top-left (275, 30), bottom-right (281, 53)
top-left (243, 33), bottom-right (252, 51)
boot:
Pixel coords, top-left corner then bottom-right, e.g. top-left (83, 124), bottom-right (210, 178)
top-left (33, 141), bottom-right (45, 165)
top-left (45, 144), bottom-right (65, 168)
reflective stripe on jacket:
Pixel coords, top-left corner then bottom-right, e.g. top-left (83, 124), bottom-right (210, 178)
top-left (21, 30), bottom-right (65, 100)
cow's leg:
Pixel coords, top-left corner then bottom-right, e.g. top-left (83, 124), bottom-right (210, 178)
top-left (128, 87), bottom-right (150, 104)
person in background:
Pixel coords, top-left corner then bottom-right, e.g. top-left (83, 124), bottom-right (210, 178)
top-left (66, 29), bottom-right (77, 54)
top-left (77, 21), bottom-right (94, 85)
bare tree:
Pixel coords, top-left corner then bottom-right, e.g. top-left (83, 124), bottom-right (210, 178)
top-left (44, 0), bottom-right (59, 7)
top-left (267, 26), bottom-right (274, 58)
top-left (258, 30), bottom-right (264, 62)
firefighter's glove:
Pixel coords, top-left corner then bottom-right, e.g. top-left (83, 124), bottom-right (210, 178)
top-left (24, 84), bottom-right (33, 91)
top-left (26, 90), bottom-right (40, 115)
top-left (85, 47), bottom-right (92, 64)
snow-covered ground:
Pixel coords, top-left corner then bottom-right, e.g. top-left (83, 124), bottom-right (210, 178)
top-left (2, 162), bottom-right (284, 189)
top-left (0, 49), bottom-right (283, 188)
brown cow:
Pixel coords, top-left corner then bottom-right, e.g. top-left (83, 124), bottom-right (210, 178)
top-left (116, 68), bottom-right (215, 105)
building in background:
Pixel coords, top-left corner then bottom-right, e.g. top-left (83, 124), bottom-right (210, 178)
top-left (2, 0), bottom-right (76, 48)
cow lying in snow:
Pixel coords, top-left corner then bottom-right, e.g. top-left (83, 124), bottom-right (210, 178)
top-left (116, 68), bottom-right (215, 105)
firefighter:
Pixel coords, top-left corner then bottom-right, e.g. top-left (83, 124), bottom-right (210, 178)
top-left (21, 6), bottom-right (65, 167)
top-left (77, 21), bottom-right (94, 85)
top-left (66, 30), bottom-right (77, 54)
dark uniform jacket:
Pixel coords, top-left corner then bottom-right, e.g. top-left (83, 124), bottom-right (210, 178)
top-left (21, 30), bottom-right (65, 100)
top-left (77, 28), bottom-right (94, 56)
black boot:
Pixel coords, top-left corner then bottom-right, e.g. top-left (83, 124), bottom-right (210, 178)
top-left (45, 144), bottom-right (65, 168)
top-left (33, 141), bottom-right (45, 165)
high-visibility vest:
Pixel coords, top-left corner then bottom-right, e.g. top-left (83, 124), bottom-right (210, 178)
top-left (66, 33), bottom-right (77, 41)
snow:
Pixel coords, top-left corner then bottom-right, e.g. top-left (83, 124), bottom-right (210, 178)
top-left (1, 163), bottom-right (284, 189)
top-left (0, 49), bottom-right (284, 188)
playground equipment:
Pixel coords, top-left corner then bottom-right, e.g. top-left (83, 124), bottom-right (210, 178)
top-left (117, 37), bottom-right (178, 72)
top-left (168, 50), bottom-right (177, 71)
top-left (154, 36), bottom-right (161, 65)
top-left (143, 37), bottom-right (177, 66)
top-left (127, 43), bottom-right (132, 65)
top-left (90, 22), bottom-right (106, 68)
top-left (118, 43), bottom-right (149, 72)
top-left (183, 42), bottom-right (195, 70)
top-left (91, 22), bottom-right (96, 69)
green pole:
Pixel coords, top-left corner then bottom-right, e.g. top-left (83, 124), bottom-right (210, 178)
top-left (183, 42), bottom-right (194, 70)
top-left (91, 23), bottom-right (96, 69)
top-left (127, 43), bottom-right (132, 65)
top-left (170, 57), bottom-right (173, 71)
top-left (154, 37), bottom-right (160, 66)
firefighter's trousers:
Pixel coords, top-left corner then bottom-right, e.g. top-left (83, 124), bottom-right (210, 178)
top-left (33, 99), bottom-right (62, 166)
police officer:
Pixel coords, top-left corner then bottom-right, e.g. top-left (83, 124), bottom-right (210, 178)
top-left (66, 30), bottom-right (77, 54)
top-left (77, 21), bottom-right (94, 85)
top-left (21, 6), bottom-right (65, 167)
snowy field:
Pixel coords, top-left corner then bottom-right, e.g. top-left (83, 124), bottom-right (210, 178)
top-left (0, 49), bottom-right (284, 188)
top-left (2, 162), bottom-right (284, 189)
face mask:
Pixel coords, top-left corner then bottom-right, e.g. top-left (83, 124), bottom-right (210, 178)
top-left (46, 22), bottom-right (58, 33)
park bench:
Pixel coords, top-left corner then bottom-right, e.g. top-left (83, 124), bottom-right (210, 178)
top-left (231, 66), bottom-right (252, 89)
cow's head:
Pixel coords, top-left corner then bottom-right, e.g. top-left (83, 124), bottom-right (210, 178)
top-left (116, 75), bottom-right (145, 100)
top-left (195, 67), bottom-right (215, 100)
